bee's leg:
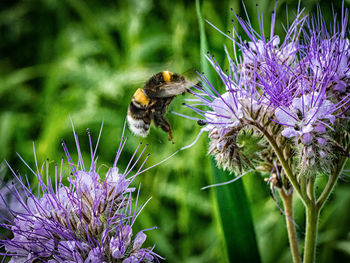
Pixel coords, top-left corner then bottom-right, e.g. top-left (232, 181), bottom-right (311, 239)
top-left (153, 112), bottom-right (174, 143)
top-left (147, 100), bottom-right (158, 110)
top-left (163, 97), bottom-right (175, 115)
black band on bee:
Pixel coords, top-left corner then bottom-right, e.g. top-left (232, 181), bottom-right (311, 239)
top-left (128, 102), bottom-right (146, 118)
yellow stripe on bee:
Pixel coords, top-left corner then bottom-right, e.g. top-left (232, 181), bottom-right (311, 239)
top-left (133, 88), bottom-right (150, 106)
top-left (162, 71), bottom-right (172, 82)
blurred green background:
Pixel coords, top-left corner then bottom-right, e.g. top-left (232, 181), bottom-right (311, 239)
top-left (0, 0), bottom-right (349, 262)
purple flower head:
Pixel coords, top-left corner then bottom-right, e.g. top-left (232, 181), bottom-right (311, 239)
top-left (192, 3), bottom-right (309, 127)
top-left (186, 3), bottom-right (350, 172)
top-left (0, 124), bottom-right (163, 262)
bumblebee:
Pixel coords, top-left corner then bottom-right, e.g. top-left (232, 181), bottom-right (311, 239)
top-left (127, 71), bottom-right (193, 143)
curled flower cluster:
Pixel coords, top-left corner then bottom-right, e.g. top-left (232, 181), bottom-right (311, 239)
top-left (189, 4), bottom-right (350, 175)
top-left (0, 128), bottom-right (161, 263)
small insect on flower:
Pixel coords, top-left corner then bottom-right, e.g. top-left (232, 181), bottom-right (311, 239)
top-left (127, 71), bottom-right (197, 143)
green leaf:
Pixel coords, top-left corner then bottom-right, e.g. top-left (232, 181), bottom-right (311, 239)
top-left (196, 0), bottom-right (261, 262)
top-left (211, 159), bottom-right (261, 262)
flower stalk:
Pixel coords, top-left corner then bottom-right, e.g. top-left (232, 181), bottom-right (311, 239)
top-left (303, 205), bottom-right (320, 263)
top-left (302, 155), bottom-right (349, 263)
top-left (280, 189), bottom-right (301, 263)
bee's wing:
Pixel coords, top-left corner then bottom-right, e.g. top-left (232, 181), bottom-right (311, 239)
top-left (154, 82), bottom-right (193, 98)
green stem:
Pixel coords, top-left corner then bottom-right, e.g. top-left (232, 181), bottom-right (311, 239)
top-left (303, 155), bottom-right (347, 262)
top-left (253, 123), bottom-right (309, 205)
top-left (300, 175), bottom-right (309, 203)
top-left (307, 178), bottom-right (315, 203)
top-left (303, 206), bottom-right (320, 263)
top-left (280, 190), bottom-right (302, 263)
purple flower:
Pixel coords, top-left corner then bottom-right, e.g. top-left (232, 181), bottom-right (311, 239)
top-left (274, 92), bottom-right (336, 139)
top-left (0, 125), bottom-right (163, 262)
top-left (204, 91), bottom-right (243, 131)
top-left (186, 4), bottom-right (350, 172)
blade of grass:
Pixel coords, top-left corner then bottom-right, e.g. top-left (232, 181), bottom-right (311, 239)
top-left (211, 163), bottom-right (261, 262)
top-left (196, 0), bottom-right (261, 262)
